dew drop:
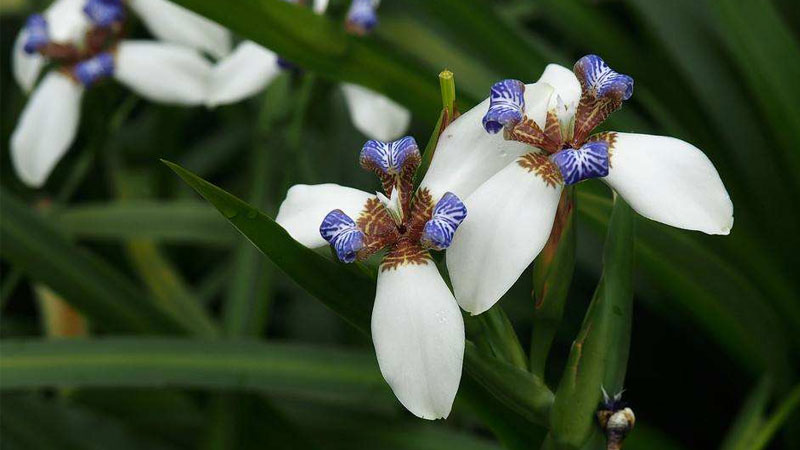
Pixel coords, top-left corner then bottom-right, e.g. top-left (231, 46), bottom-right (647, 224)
top-left (434, 309), bottom-right (448, 324)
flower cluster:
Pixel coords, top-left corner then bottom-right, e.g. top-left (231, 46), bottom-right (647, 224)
top-left (278, 54), bottom-right (733, 420)
top-left (11, 0), bottom-right (408, 187)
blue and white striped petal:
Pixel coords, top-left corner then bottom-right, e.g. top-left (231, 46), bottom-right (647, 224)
top-left (360, 136), bottom-right (420, 175)
top-left (574, 54), bottom-right (633, 101)
top-left (550, 141), bottom-right (609, 185)
top-left (23, 14), bottom-right (49, 54)
top-left (83, 0), bottom-right (126, 27)
top-left (320, 209), bottom-right (365, 263)
top-left (346, 0), bottom-right (378, 34)
top-left (421, 192), bottom-right (467, 251)
top-left (73, 52), bottom-right (115, 86)
top-left (482, 79), bottom-right (525, 134)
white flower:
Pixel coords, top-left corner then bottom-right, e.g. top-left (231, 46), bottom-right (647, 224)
top-left (205, 0), bottom-right (410, 142)
top-left (276, 136), bottom-right (467, 420)
top-left (441, 55), bottom-right (733, 315)
top-left (10, 0), bottom-right (231, 187)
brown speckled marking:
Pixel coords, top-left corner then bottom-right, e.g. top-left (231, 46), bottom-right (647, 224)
top-left (517, 153), bottom-right (563, 188)
top-left (355, 197), bottom-right (398, 260)
top-left (381, 240), bottom-right (431, 271)
top-left (588, 131), bottom-right (618, 167)
top-left (505, 116), bottom-right (561, 154)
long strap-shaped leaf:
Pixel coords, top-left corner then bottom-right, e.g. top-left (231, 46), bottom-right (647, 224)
top-left (0, 189), bottom-right (183, 334)
top-left (548, 196), bottom-right (635, 449)
top-left (0, 338), bottom-right (382, 396)
top-left (164, 161), bottom-right (554, 426)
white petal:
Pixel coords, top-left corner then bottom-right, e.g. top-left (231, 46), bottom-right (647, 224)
top-left (372, 262), bottom-right (464, 419)
top-left (275, 183), bottom-right (374, 248)
top-left (10, 72), bottom-right (83, 188)
top-left (12, 30), bottom-right (45, 92)
top-left (206, 41), bottom-right (279, 108)
top-left (128, 0), bottom-right (231, 58)
top-left (420, 82), bottom-right (554, 201)
top-left (312, 0), bottom-right (330, 14)
top-left (341, 83), bottom-right (411, 142)
top-left (114, 40), bottom-right (212, 105)
top-left (603, 133), bottom-right (733, 235)
top-left (45, 0), bottom-right (91, 43)
top-left (447, 159), bottom-right (562, 315)
top-left (536, 63), bottom-right (581, 108)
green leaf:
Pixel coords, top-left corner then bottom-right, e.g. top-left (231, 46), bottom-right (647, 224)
top-left (708, 0), bottom-right (800, 183)
top-left (577, 188), bottom-right (792, 381)
top-left (0, 338), bottom-right (384, 398)
top-left (0, 395), bottom-right (176, 450)
top-left (463, 343), bottom-right (553, 426)
top-left (0, 189), bottom-right (181, 334)
top-left (749, 383), bottom-right (800, 450)
top-left (530, 186), bottom-right (576, 378)
top-left (51, 201), bottom-right (236, 245)
top-left (470, 307), bottom-right (528, 371)
top-left (163, 160), bottom-right (375, 332)
top-left (549, 196), bottom-right (635, 449)
top-left (169, 0), bottom-right (440, 122)
top-left (720, 377), bottom-right (772, 450)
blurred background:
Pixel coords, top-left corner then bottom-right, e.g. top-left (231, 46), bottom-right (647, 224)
top-left (1, 0), bottom-right (799, 448)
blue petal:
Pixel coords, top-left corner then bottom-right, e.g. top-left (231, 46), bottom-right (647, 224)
top-left (421, 192), bottom-right (467, 251)
top-left (73, 52), bottom-right (115, 86)
top-left (320, 209), bottom-right (365, 263)
top-left (346, 0), bottom-right (378, 34)
top-left (482, 79), bottom-right (525, 134)
top-left (574, 54), bottom-right (633, 101)
top-left (83, 0), bottom-right (126, 27)
top-left (550, 141), bottom-right (609, 185)
top-left (360, 136), bottom-right (420, 175)
top-left (23, 14), bottom-right (49, 54)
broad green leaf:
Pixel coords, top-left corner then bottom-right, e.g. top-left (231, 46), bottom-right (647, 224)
top-left (530, 186), bottom-right (576, 378)
top-left (550, 196), bottom-right (635, 449)
top-left (164, 160), bottom-right (375, 332)
top-left (0, 338), bottom-right (384, 398)
top-left (52, 201), bottom-right (236, 245)
top-left (0, 189), bottom-right (181, 334)
top-left (169, 0), bottom-right (440, 122)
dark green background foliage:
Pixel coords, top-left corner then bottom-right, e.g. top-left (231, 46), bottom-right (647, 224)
top-left (1, 0), bottom-right (799, 449)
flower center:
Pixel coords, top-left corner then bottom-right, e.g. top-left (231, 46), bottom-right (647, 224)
top-left (482, 55), bottom-right (633, 185)
top-left (320, 137), bottom-right (467, 265)
top-left (23, 0), bottom-right (126, 86)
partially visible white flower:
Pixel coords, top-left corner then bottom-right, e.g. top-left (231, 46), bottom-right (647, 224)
top-left (276, 136), bottom-right (467, 419)
top-left (10, 0), bottom-right (219, 187)
top-left (441, 55), bottom-right (733, 315)
top-left (205, 0), bottom-right (410, 141)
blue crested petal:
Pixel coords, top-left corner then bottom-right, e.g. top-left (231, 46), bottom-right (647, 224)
top-left (23, 14), bottom-right (49, 54)
top-left (320, 209), bottom-right (365, 263)
top-left (574, 54), bottom-right (633, 101)
top-left (360, 136), bottom-right (420, 175)
top-left (421, 192), bottom-right (467, 251)
top-left (346, 0), bottom-right (378, 34)
top-left (73, 52), bottom-right (115, 86)
top-left (550, 141), bottom-right (609, 185)
top-left (83, 0), bottom-right (126, 27)
top-left (482, 79), bottom-right (525, 134)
